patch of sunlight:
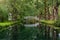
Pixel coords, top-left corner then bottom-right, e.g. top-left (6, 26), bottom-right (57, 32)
top-left (40, 20), bottom-right (55, 25)
top-left (0, 22), bottom-right (14, 26)
top-left (0, 0), bottom-right (6, 4)
top-left (40, 20), bottom-right (60, 29)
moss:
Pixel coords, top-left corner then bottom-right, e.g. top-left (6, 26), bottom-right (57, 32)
top-left (0, 22), bottom-right (14, 26)
top-left (40, 20), bottom-right (55, 25)
top-left (40, 20), bottom-right (60, 30)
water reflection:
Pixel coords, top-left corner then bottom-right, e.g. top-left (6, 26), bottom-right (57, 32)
top-left (24, 23), bottom-right (39, 27)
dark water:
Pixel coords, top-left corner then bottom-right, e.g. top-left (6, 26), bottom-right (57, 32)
top-left (0, 25), bottom-right (60, 40)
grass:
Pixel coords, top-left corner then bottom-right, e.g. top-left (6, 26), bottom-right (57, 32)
top-left (40, 20), bottom-right (60, 30)
top-left (40, 20), bottom-right (55, 25)
top-left (0, 21), bottom-right (17, 32)
top-left (0, 21), bottom-right (14, 26)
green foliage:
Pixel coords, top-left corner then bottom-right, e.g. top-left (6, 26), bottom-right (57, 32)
top-left (0, 4), bottom-right (8, 22)
top-left (8, 0), bottom-right (41, 17)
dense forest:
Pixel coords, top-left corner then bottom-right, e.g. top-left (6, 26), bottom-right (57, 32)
top-left (0, 0), bottom-right (60, 40)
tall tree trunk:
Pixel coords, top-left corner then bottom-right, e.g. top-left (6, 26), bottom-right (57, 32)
top-left (52, 0), bottom-right (58, 20)
top-left (47, 4), bottom-right (50, 20)
top-left (44, 0), bottom-right (47, 20)
top-left (55, 0), bottom-right (58, 20)
top-left (52, 0), bottom-right (55, 20)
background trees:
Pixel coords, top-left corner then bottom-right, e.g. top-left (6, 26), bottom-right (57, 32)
top-left (0, 0), bottom-right (60, 40)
